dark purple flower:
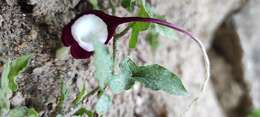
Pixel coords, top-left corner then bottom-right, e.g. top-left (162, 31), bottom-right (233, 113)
top-left (62, 10), bottom-right (197, 59)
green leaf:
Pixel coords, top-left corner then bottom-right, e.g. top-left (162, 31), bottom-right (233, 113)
top-left (140, 1), bottom-right (177, 40)
top-left (121, 0), bottom-right (136, 12)
top-left (56, 81), bottom-right (69, 113)
top-left (26, 108), bottom-right (39, 117)
top-left (9, 107), bottom-right (27, 117)
top-left (142, 0), bottom-right (177, 41)
top-left (109, 74), bottom-right (134, 93)
top-left (145, 31), bottom-right (159, 50)
top-left (133, 64), bottom-right (188, 96)
top-left (9, 107), bottom-right (38, 117)
top-left (8, 54), bottom-right (31, 91)
top-left (60, 81), bottom-right (69, 104)
top-left (95, 94), bottom-right (112, 114)
top-left (129, 29), bottom-right (139, 48)
top-left (129, 2), bottom-right (151, 48)
top-left (72, 86), bottom-right (87, 106)
top-left (89, 0), bottom-right (99, 9)
top-left (119, 57), bottom-right (138, 75)
top-left (1, 61), bottom-right (11, 91)
top-left (0, 55), bottom-right (31, 115)
top-left (140, 0), bottom-right (154, 17)
top-left (0, 89), bottom-right (10, 115)
top-left (108, 58), bottom-right (137, 93)
top-left (74, 108), bottom-right (94, 117)
top-left (248, 109), bottom-right (260, 117)
top-left (93, 39), bottom-right (113, 89)
top-left (0, 62), bottom-right (11, 115)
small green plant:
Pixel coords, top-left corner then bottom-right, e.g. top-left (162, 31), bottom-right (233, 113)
top-left (58, 0), bottom-right (210, 116)
top-left (248, 109), bottom-right (260, 117)
top-left (54, 38), bottom-right (188, 117)
top-left (0, 55), bottom-right (38, 117)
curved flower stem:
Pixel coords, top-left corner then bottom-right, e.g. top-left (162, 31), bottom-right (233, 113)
top-left (83, 87), bottom-right (100, 99)
top-left (112, 36), bottom-right (118, 74)
top-left (109, 0), bottom-right (117, 73)
top-left (112, 26), bottom-right (131, 73)
top-left (118, 16), bottom-right (210, 116)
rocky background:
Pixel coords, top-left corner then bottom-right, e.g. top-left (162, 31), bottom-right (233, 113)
top-left (0, 0), bottom-right (259, 117)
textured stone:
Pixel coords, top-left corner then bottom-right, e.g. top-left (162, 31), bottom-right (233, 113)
top-left (0, 0), bottom-right (245, 116)
top-left (234, 0), bottom-right (260, 108)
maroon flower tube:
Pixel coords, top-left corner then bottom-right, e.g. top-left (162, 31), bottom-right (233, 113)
top-left (62, 10), bottom-right (201, 59)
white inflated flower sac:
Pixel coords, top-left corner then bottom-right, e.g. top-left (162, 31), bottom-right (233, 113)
top-left (71, 14), bottom-right (108, 51)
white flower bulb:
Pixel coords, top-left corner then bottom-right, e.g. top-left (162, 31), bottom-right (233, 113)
top-left (71, 14), bottom-right (108, 51)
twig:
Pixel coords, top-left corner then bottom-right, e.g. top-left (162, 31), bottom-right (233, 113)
top-left (112, 26), bottom-right (131, 73)
top-left (181, 36), bottom-right (210, 117)
top-left (66, 87), bottom-right (99, 116)
top-left (114, 26), bottom-right (131, 39)
top-left (83, 87), bottom-right (100, 100)
top-left (112, 37), bottom-right (118, 74)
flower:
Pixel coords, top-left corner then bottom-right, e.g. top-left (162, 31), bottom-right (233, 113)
top-left (62, 10), bottom-right (197, 59)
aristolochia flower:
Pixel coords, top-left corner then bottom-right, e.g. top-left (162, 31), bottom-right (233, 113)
top-left (62, 10), bottom-right (200, 59)
top-left (62, 10), bottom-right (211, 115)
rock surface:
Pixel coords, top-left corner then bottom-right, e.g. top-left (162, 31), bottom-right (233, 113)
top-left (209, 20), bottom-right (252, 117)
top-left (0, 0), bottom-right (248, 116)
top-left (234, 0), bottom-right (260, 109)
